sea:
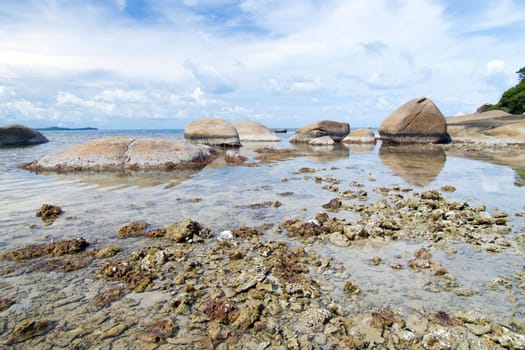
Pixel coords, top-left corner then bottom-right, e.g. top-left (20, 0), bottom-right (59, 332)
top-left (1, 129), bottom-right (525, 327)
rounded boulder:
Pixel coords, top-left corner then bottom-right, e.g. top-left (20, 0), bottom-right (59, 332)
top-left (233, 120), bottom-right (280, 142)
top-left (290, 120), bottom-right (349, 143)
top-left (0, 124), bottom-right (49, 147)
top-left (343, 128), bottom-right (376, 144)
top-left (184, 118), bottom-right (240, 147)
top-left (379, 97), bottom-right (450, 144)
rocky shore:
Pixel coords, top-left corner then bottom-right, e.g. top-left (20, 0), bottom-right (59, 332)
top-left (1, 174), bottom-right (524, 348)
top-left (1, 97), bottom-right (525, 349)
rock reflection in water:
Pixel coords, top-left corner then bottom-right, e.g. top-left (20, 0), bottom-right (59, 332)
top-left (40, 168), bottom-right (203, 189)
top-left (343, 143), bottom-right (377, 154)
top-left (379, 144), bottom-right (446, 187)
top-left (292, 143), bottom-right (349, 163)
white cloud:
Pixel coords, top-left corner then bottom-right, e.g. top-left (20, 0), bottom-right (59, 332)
top-left (116, 0), bottom-right (126, 11)
top-left (485, 59), bottom-right (509, 89)
top-left (486, 59), bottom-right (505, 76)
top-left (0, 0), bottom-right (524, 127)
top-left (183, 60), bottom-right (235, 94)
top-left (264, 76), bottom-right (326, 95)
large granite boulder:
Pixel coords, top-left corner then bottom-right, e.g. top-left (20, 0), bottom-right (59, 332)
top-left (309, 136), bottom-right (335, 146)
top-left (23, 137), bottom-right (215, 172)
top-left (379, 97), bottom-right (450, 144)
top-left (184, 118), bottom-right (240, 147)
top-left (290, 120), bottom-right (349, 143)
top-left (233, 120), bottom-right (280, 142)
top-left (0, 124), bottom-right (49, 147)
top-left (447, 110), bottom-right (525, 143)
top-left (342, 128), bottom-right (376, 144)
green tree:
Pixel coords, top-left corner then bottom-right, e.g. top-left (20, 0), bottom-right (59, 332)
top-left (518, 67), bottom-right (525, 82)
top-left (489, 66), bottom-right (525, 114)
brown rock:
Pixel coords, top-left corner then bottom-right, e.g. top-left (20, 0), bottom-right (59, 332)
top-left (233, 120), bottom-right (280, 142)
top-left (23, 137), bottom-right (215, 172)
top-left (118, 221), bottom-right (148, 238)
top-left (184, 118), bottom-right (240, 146)
top-left (0, 124), bottom-right (48, 147)
top-left (7, 319), bottom-right (53, 344)
top-left (342, 128), bottom-right (376, 144)
top-left (290, 120), bottom-right (349, 143)
top-left (36, 204), bottom-right (63, 225)
top-left (447, 110), bottom-right (525, 144)
top-left (379, 97), bottom-right (450, 143)
top-left (166, 218), bottom-right (208, 242)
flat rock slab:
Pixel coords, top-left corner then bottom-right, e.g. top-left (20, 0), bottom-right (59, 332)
top-left (447, 111), bottom-right (525, 144)
top-left (23, 137), bottom-right (215, 172)
top-left (0, 124), bottom-right (49, 147)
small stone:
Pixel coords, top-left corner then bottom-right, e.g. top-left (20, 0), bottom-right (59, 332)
top-left (217, 230), bottom-right (233, 241)
top-left (390, 263), bottom-right (403, 270)
top-left (95, 246), bottom-right (122, 259)
top-left (344, 281), bottom-right (361, 296)
top-left (8, 319), bottom-right (53, 344)
top-left (440, 185), bottom-right (456, 192)
top-left (329, 232), bottom-right (350, 247)
top-left (421, 190), bottom-right (440, 200)
top-left (99, 323), bottom-right (127, 340)
top-left (118, 221), bottom-right (148, 238)
top-left (454, 288), bottom-right (475, 297)
top-left (371, 256), bottom-right (382, 266)
top-left (0, 296), bottom-right (15, 312)
top-left (36, 204), bottom-right (63, 225)
top-left (464, 323), bottom-right (491, 336)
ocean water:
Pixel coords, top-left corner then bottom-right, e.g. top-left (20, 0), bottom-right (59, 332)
top-left (1, 129), bottom-right (525, 326)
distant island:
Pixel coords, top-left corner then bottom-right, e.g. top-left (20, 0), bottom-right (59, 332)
top-left (37, 126), bottom-right (98, 131)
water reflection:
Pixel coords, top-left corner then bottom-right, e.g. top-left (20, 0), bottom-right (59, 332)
top-left (292, 143), bottom-right (349, 162)
top-left (379, 144), bottom-right (446, 187)
top-left (343, 143), bottom-right (377, 154)
top-left (37, 168), bottom-right (203, 189)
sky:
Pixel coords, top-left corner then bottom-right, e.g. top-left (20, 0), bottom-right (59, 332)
top-left (0, 0), bottom-right (524, 129)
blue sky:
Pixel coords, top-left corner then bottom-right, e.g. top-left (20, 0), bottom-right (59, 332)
top-left (0, 0), bottom-right (524, 129)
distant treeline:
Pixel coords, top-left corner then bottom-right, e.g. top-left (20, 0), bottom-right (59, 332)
top-left (37, 126), bottom-right (98, 131)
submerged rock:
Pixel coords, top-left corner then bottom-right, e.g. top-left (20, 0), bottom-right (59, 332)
top-left (36, 204), bottom-right (63, 225)
top-left (0, 296), bottom-right (15, 312)
top-left (7, 319), bottom-right (53, 344)
top-left (94, 246), bottom-right (122, 259)
top-left (0, 237), bottom-right (89, 261)
top-left (140, 318), bottom-right (177, 343)
top-left (0, 124), bottom-right (48, 147)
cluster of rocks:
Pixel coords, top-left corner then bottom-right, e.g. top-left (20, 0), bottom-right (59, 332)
top-left (12, 94), bottom-right (525, 177)
top-left (289, 182), bottom-right (515, 253)
top-left (1, 211), bottom-right (524, 348)
top-left (184, 119), bottom-right (281, 146)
